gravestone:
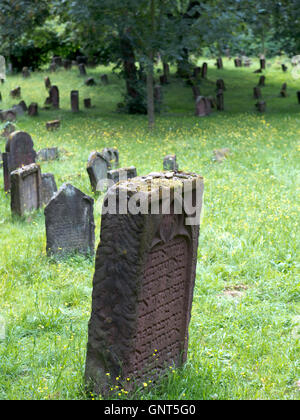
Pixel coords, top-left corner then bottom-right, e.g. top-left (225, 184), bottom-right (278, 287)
top-left (201, 62), bottom-right (208, 78)
top-left (260, 58), bottom-right (266, 70)
top-left (10, 163), bottom-right (42, 216)
top-left (84, 98), bottom-right (92, 108)
top-left (49, 86), bottom-right (59, 109)
top-left (258, 75), bottom-right (265, 87)
top-left (234, 58), bottom-right (242, 67)
top-left (255, 101), bottom-right (266, 113)
top-left (216, 58), bottom-right (223, 69)
top-left (3, 131), bottom-right (36, 191)
top-left (87, 151), bottom-right (109, 193)
top-left (79, 63), bottom-right (87, 76)
top-left (282, 64), bottom-right (288, 72)
top-left (195, 96), bottom-right (211, 117)
top-left (102, 148), bottom-right (119, 169)
top-left (10, 87), bottom-right (21, 98)
top-left (0, 109), bottom-right (16, 122)
top-left (253, 86), bottom-right (262, 99)
top-left (107, 167), bottom-right (137, 184)
top-left (37, 147), bottom-right (59, 161)
top-left (45, 183), bottom-right (95, 256)
top-left (1, 122), bottom-right (15, 139)
top-left (18, 100), bottom-right (27, 112)
top-left (46, 120), bottom-right (60, 131)
top-left (85, 77), bottom-right (96, 86)
top-left (28, 103), bottom-right (38, 116)
top-left (63, 59), bottom-right (72, 70)
top-left (216, 90), bottom-right (224, 111)
top-left (41, 173), bottom-right (57, 206)
top-left (71, 90), bottom-right (79, 112)
top-left (101, 74), bottom-right (109, 85)
top-left (297, 91), bottom-right (300, 104)
top-left (163, 155), bottom-right (178, 171)
top-left (44, 77), bottom-right (51, 90)
top-left (85, 171), bottom-right (204, 395)
top-left (216, 79), bottom-right (226, 91)
top-left (22, 67), bottom-right (30, 78)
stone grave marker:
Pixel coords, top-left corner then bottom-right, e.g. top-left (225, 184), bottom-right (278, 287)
top-left (201, 62), bottom-right (208, 78)
top-left (71, 90), bottom-right (79, 112)
top-left (28, 103), bottom-right (38, 116)
top-left (216, 79), bottom-right (226, 91)
top-left (163, 155), bottom-right (178, 171)
top-left (87, 151), bottom-right (109, 193)
top-left (297, 91), bottom-right (300, 104)
top-left (79, 63), bottom-right (87, 76)
top-left (44, 76), bottom-right (51, 90)
top-left (37, 147), bottom-right (59, 162)
top-left (18, 100), bottom-right (28, 112)
top-left (216, 90), bottom-right (224, 111)
top-left (85, 77), bottom-right (96, 86)
top-left (45, 183), bottom-right (95, 256)
top-left (49, 86), bottom-right (59, 109)
top-left (84, 98), bottom-right (92, 109)
top-left (10, 87), bottom-right (21, 98)
top-left (10, 163), bottom-right (42, 216)
top-left (46, 120), bottom-right (60, 131)
top-left (216, 57), bottom-right (223, 69)
top-left (195, 96), bottom-right (211, 117)
top-left (260, 58), bottom-right (266, 70)
top-left (282, 64), bottom-right (288, 72)
top-left (1, 122), bottom-right (15, 139)
top-left (0, 109), bottom-right (16, 122)
top-left (63, 59), bottom-right (72, 70)
top-left (107, 167), bottom-right (137, 184)
top-left (85, 171), bottom-right (204, 395)
top-left (254, 86), bottom-right (262, 99)
top-left (3, 131), bottom-right (36, 191)
top-left (41, 173), bottom-right (57, 206)
top-left (22, 67), bottom-right (30, 78)
top-left (255, 100), bottom-right (266, 113)
top-left (258, 75), bottom-right (265, 87)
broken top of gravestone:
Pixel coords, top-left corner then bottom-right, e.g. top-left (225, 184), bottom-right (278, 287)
top-left (10, 163), bottom-right (42, 217)
top-left (85, 171), bottom-right (204, 396)
top-left (163, 155), bottom-right (179, 171)
top-left (87, 151), bottom-right (109, 193)
top-left (44, 183), bottom-right (95, 256)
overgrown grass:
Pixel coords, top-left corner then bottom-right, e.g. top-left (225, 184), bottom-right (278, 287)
top-left (0, 57), bottom-right (299, 400)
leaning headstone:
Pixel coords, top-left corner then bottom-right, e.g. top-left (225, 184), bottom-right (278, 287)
top-left (87, 151), bottom-right (109, 193)
top-left (37, 147), bottom-right (59, 162)
top-left (102, 148), bottom-right (119, 169)
top-left (71, 90), bottom-right (79, 112)
top-left (85, 171), bottom-right (204, 395)
top-left (163, 155), bottom-right (178, 171)
top-left (45, 183), bottom-right (95, 256)
top-left (2, 131), bottom-right (36, 191)
top-left (79, 63), bottom-right (87, 76)
top-left (41, 173), bottom-right (57, 206)
top-left (10, 163), bottom-right (42, 216)
top-left (46, 120), bottom-right (60, 131)
top-left (107, 167), bottom-right (137, 184)
top-left (28, 103), bottom-right (38, 116)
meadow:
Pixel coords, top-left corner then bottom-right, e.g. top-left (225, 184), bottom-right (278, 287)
top-left (0, 57), bottom-right (299, 400)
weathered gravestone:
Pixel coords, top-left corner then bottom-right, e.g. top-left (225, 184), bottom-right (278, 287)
top-left (216, 57), bottom-right (223, 69)
top-left (85, 171), bottom-right (204, 395)
top-left (1, 122), bottom-right (15, 139)
top-left (297, 91), bottom-right (300, 104)
top-left (195, 96), bottom-right (211, 117)
top-left (216, 79), bottom-right (226, 91)
top-left (48, 86), bottom-right (59, 109)
top-left (63, 59), bottom-right (72, 70)
top-left (260, 58), bottom-right (266, 70)
top-left (216, 90), bottom-right (224, 111)
top-left (37, 147), bottom-right (59, 162)
top-left (107, 167), bottom-right (137, 184)
top-left (0, 109), bottom-right (16, 122)
top-left (192, 84), bottom-right (201, 100)
top-left (71, 91), bottom-right (79, 112)
top-left (79, 63), bottom-right (87, 76)
top-left (234, 58), bottom-right (242, 67)
top-left (102, 148), bottom-right (119, 169)
top-left (18, 100), bottom-right (27, 112)
top-left (28, 103), bottom-right (38, 116)
top-left (45, 183), bottom-right (95, 256)
top-left (10, 87), bottom-right (21, 98)
top-left (282, 64), bottom-right (288, 72)
top-left (46, 120), bottom-right (60, 131)
top-left (85, 77), bottom-right (96, 86)
top-left (84, 98), bottom-right (92, 109)
top-left (3, 131), bottom-right (36, 192)
top-left (41, 173), bottom-right (57, 206)
top-left (10, 163), bottom-right (42, 216)
top-left (201, 62), bottom-right (208, 78)
top-left (163, 155), bottom-right (178, 171)
top-left (87, 151), bottom-right (109, 193)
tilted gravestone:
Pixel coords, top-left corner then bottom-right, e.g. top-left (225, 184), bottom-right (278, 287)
top-left (1, 122), bottom-right (15, 139)
top-left (85, 77), bottom-right (96, 86)
top-left (87, 151), bottom-right (109, 193)
top-left (85, 171), bottom-right (204, 395)
top-left (10, 163), bottom-right (42, 216)
top-left (107, 167), bottom-right (137, 184)
top-left (45, 183), bottom-right (95, 256)
top-left (3, 131), bottom-right (36, 192)
top-left (163, 155), bottom-right (178, 171)
top-left (41, 173), bottom-right (57, 206)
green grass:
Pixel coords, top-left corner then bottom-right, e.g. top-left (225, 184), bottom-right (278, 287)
top-left (0, 56), bottom-right (299, 400)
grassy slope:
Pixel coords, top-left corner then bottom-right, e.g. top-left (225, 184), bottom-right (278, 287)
top-left (0, 57), bottom-right (299, 400)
